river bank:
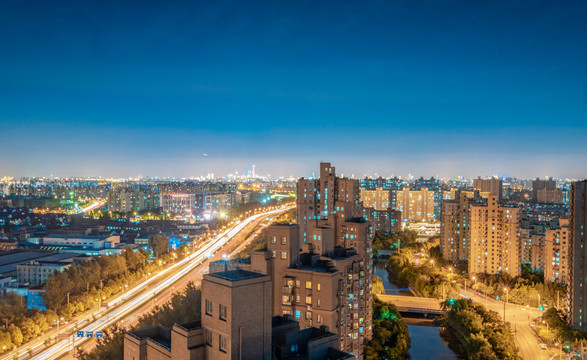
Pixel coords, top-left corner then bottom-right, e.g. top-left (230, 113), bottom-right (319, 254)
top-left (374, 262), bottom-right (460, 360)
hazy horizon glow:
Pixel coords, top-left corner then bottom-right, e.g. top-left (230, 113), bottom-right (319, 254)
top-left (1, 1), bottom-right (586, 179)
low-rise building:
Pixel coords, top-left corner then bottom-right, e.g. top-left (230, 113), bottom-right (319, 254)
top-left (17, 261), bottom-right (70, 285)
top-left (124, 268), bottom-right (352, 360)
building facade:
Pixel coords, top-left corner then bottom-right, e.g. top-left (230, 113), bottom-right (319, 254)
top-left (473, 177), bottom-right (503, 203)
top-left (568, 181), bottom-right (587, 331)
top-left (441, 191), bottom-right (520, 276)
top-left (395, 187), bottom-right (435, 222)
top-left (108, 185), bottom-right (160, 213)
top-left (124, 268), bottom-right (352, 360)
top-left (544, 218), bottom-right (570, 284)
top-left (161, 193), bottom-right (199, 216)
top-left (359, 188), bottom-right (390, 211)
top-left (533, 178), bottom-right (563, 204)
top-left (250, 163), bottom-right (373, 358)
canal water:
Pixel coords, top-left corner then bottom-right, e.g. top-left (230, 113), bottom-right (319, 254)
top-left (374, 262), bottom-right (459, 360)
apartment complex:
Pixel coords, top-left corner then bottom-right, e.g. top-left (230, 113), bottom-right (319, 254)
top-left (440, 191), bottom-right (478, 263)
top-left (440, 191), bottom-right (520, 276)
top-left (124, 268), bottom-right (352, 360)
top-left (412, 177), bottom-right (443, 219)
top-left (160, 193), bottom-right (199, 215)
top-left (544, 218), bottom-right (570, 284)
top-left (532, 178), bottom-right (563, 204)
top-left (360, 188), bottom-right (390, 211)
top-left (473, 177), bottom-right (503, 203)
top-left (364, 208), bottom-right (401, 235)
top-left (249, 163), bottom-right (373, 358)
top-left (468, 195), bottom-right (520, 276)
top-left (395, 187), bottom-right (435, 222)
top-left (568, 181), bottom-right (587, 331)
top-left (108, 185), bottom-right (160, 213)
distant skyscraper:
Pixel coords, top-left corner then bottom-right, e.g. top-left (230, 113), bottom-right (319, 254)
top-left (568, 181), bottom-right (587, 331)
top-left (473, 176), bottom-right (503, 203)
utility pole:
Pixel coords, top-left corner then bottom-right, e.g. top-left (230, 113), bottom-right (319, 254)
top-left (67, 292), bottom-right (70, 306)
top-left (557, 290), bottom-right (560, 310)
top-left (99, 279), bottom-right (103, 309)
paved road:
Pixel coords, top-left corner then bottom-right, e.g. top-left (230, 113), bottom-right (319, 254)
top-left (0, 206), bottom-right (292, 360)
top-left (460, 288), bottom-right (549, 360)
top-left (65, 211), bottom-right (279, 359)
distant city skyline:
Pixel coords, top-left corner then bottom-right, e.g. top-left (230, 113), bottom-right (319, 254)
top-left (1, 1), bottom-right (586, 178)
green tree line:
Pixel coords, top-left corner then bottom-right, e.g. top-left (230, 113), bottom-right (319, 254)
top-left (364, 299), bottom-right (411, 360)
top-left (443, 298), bottom-right (521, 360)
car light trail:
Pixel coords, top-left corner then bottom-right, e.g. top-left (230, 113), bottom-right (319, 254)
top-left (2, 206), bottom-right (292, 360)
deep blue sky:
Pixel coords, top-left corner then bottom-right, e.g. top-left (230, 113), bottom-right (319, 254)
top-left (1, 0), bottom-right (586, 179)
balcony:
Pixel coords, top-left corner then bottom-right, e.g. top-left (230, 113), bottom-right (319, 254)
top-left (282, 287), bottom-right (292, 294)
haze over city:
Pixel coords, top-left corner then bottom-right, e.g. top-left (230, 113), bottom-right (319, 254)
top-left (3, 1), bottom-right (587, 360)
top-left (1, 0), bottom-right (587, 178)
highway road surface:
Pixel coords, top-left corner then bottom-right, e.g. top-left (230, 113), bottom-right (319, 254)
top-left (0, 205), bottom-right (292, 360)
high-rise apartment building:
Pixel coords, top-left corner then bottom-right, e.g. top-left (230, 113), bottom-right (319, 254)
top-left (544, 218), bottom-right (570, 284)
top-left (441, 191), bottom-right (520, 276)
top-left (412, 177), bottom-right (442, 219)
top-left (532, 178), bottom-right (563, 204)
top-left (251, 163), bottom-right (373, 358)
top-left (530, 234), bottom-right (546, 272)
top-left (124, 268), bottom-right (352, 360)
top-left (568, 181), bottom-right (587, 331)
top-left (161, 193), bottom-right (199, 215)
top-left (360, 177), bottom-right (403, 209)
top-left (107, 185), bottom-right (160, 213)
top-left (468, 195), bottom-right (520, 276)
top-left (395, 187), bottom-right (435, 222)
top-left (360, 188), bottom-right (390, 211)
top-left (473, 177), bottom-right (503, 203)
top-left (364, 208), bottom-right (401, 235)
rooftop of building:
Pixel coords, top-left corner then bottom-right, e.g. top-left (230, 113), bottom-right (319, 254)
top-left (207, 269), bottom-right (267, 282)
top-left (127, 325), bottom-right (172, 350)
top-left (44, 234), bottom-right (112, 240)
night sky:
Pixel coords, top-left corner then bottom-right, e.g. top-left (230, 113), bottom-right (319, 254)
top-left (1, 0), bottom-right (586, 179)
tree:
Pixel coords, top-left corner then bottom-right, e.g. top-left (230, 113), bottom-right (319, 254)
top-left (148, 234), bottom-right (169, 257)
top-left (16, 318), bottom-right (40, 341)
top-left (372, 276), bottom-right (385, 295)
top-left (0, 331), bottom-right (12, 352)
top-left (7, 325), bottom-right (23, 347)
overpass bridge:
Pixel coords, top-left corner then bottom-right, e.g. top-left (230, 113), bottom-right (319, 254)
top-left (376, 294), bottom-right (443, 316)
